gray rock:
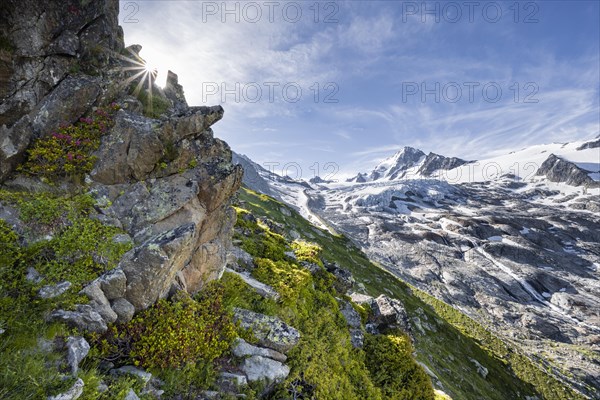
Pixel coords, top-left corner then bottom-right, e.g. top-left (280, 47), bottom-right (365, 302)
top-left (98, 269), bottom-right (127, 300)
top-left (124, 389), bottom-right (140, 400)
top-left (349, 328), bottom-right (365, 349)
top-left (111, 298), bottom-right (136, 323)
top-left (339, 300), bottom-right (364, 348)
top-left (233, 308), bottom-right (300, 353)
top-left (47, 378), bottom-right (84, 400)
top-left (470, 359), bottom-right (489, 379)
top-left (232, 338), bottom-right (287, 363)
top-left (299, 261), bottom-right (321, 274)
top-left (163, 71), bottom-right (188, 114)
top-left (48, 30), bottom-right (79, 56)
top-left (31, 76), bottom-right (101, 138)
top-left (232, 152), bottom-right (274, 197)
top-left (339, 301), bottom-right (362, 328)
top-left (241, 355), bottom-right (290, 383)
top-left (39, 281), bottom-right (71, 299)
top-left (577, 138), bottom-right (600, 150)
top-left (536, 154), bottom-right (596, 187)
top-left (120, 223), bottom-right (196, 311)
top-left (324, 262), bottom-right (355, 293)
top-left (370, 295), bottom-right (411, 334)
top-left (112, 366), bottom-right (153, 384)
top-left (227, 245), bottom-right (255, 271)
top-left (349, 292), bottom-right (374, 305)
top-left (80, 281), bottom-right (117, 324)
top-left (220, 372), bottom-right (248, 386)
top-left (26, 267), bottom-right (43, 283)
top-left (417, 152), bottom-right (469, 177)
top-left (49, 305), bottom-right (107, 333)
top-left (225, 268), bottom-right (279, 300)
top-left (217, 372), bottom-right (248, 393)
top-left (66, 337), bottom-right (90, 375)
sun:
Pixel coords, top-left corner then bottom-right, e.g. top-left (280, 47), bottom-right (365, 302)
top-left (118, 47), bottom-right (168, 115)
top-left (144, 63), bottom-right (157, 74)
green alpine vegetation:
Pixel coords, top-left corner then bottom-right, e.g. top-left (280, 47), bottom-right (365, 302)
top-left (235, 186), bottom-right (585, 400)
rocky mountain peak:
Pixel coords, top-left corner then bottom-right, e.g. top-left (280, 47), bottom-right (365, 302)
top-left (536, 154), bottom-right (598, 187)
top-left (417, 152), bottom-right (469, 177)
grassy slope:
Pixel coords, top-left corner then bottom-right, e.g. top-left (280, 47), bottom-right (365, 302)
top-left (237, 186), bottom-right (583, 400)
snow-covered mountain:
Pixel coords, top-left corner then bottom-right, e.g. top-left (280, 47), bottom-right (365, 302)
top-left (234, 137), bottom-right (600, 395)
top-left (347, 147), bottom-right (471, 182)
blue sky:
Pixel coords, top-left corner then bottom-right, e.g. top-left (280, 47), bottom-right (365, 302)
top-left (120, 1), bottom-right (599, 180)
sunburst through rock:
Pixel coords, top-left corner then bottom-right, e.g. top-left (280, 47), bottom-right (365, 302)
top-left (119, 48), bottom-right (159, 115)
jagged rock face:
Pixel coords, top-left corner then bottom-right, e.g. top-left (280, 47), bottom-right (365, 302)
top-left (232, 152), bottom-right (273, 196)
top-left (2, 0), bottom-right (243, 326)
top-left (417, 152), bottom-right (469, 177)
top-left (536, 154), bottom-right (597, 187)
top-left (373, 146), bottom-right (425, 180)
top-left (577, 138), bottom-right (600, 151)
top-left (0, 0), bottom-right (124, 180)
top-left (83, 104), bottom-right (243, 314)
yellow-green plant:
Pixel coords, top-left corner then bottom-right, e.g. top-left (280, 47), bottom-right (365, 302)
top-left (19, 104), bottom-right (119, 181)
top-left (364, 334), bottom-right (435, 400)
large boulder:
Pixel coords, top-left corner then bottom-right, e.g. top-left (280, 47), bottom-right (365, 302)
top-left (120, 224), bottom-right (196, 311)
top-left (241, 356), bottom-right (290, 383)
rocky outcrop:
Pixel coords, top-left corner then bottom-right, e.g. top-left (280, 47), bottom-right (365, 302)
top-left (417, 152), bottom-right (469, 177)
top-left (576, 138), bottom-right (600, 150)
top-left (2, 0), bottom-right (243, 330)
top-left (536, 154), bottom-right (597, 187)
top-left (0, 0), bottom-right (124, 181)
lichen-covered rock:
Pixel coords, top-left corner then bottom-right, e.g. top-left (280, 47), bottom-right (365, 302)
top-left (470, 359), bottom-right (489, 379)
top-left (49, 305), bottom-right (107, 333)
top-left (98, 269), bottom-right (126, 300)
top-left (80, 280), bottom-right (117, 323)
top-left (111, 366), bottom-right (153, 384)
top-left (66, 336), bottom-right (90, 375)
top-left (232, 338), bottom-right (287, 363)
top-left (370, 295), bottom-right (411, 334)
top-left (111, 298), bottom-right (135, 323)
top-left (123, 390), bottom-right (140, 400)
top-left (233, 308), bottom-right (300, 354)
top-left (241, 355), bottom-right (290, 383)
top-left (120, 224), bottom-right (196, 311)
top-left (225, 268), bottom-right (280, 300)
top-left (325, 262), bottom-right (355, 293)
top-left (339, 300), bottom-right (364, 348)
top-left (39, 281), bottom-right (72, 299)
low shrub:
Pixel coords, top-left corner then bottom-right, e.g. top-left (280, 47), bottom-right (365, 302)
top-left (19, 104), bottom-right (119, 182)
top-left (364, 334), bottom-right (435, 400)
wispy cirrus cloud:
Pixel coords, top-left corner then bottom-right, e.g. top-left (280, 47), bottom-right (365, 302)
top-left (121, 0), bottom-right (599, 177)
